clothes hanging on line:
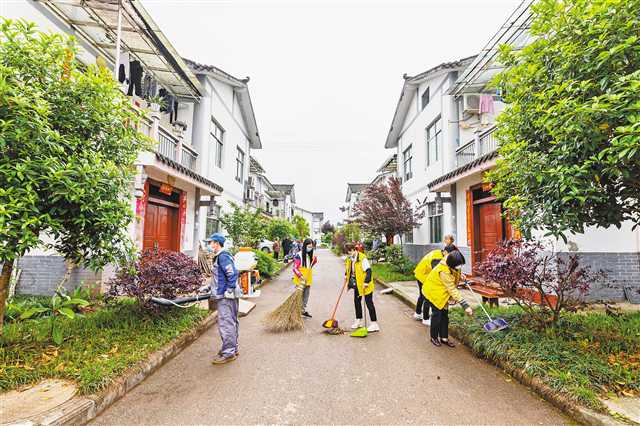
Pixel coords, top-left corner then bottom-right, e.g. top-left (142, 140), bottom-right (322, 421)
top-left (127, 60), bottom-right (143, 97)
top-left (118, 52), bottom-right (130, 84)
top-left (159, 88), bottom-right (179, 123)
top-left (142, 73), bottom-right (158, 99)
top-left (479, 94), bottom-right (494, 114)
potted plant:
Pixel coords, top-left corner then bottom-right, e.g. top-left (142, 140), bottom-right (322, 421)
top-left (147, 95), bottom-right (164, 113)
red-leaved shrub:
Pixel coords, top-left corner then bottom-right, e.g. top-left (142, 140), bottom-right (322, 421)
top-left (476, 239), bottom-right (605, 327)
top-left (108, 249), bottom-right (203, 309)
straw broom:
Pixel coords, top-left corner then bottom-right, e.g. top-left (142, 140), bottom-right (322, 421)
top-left (263, 285), bottom-right (305, 332)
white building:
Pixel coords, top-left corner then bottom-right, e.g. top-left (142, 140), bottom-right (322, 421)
top-left (185, 59), bottom-right (262, 242)
top-left (342, 183), bottom-right (368, 223)
top-left (384, 2), bottom-right (639, 300)
top-left (271, 185), bottom-right (297, 221)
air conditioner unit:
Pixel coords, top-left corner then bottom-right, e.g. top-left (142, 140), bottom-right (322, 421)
top-left (463, 93), bottom-right (481, 114)
top-left (273, 200), bottom-right (279, 207)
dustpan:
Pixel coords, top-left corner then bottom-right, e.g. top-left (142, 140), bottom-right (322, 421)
top-left (350, 291), bottom-right (368, 338)
top-left (323, 279), bottom-right (347, 329)
top-left (464, 281), bottom-right (508, 333)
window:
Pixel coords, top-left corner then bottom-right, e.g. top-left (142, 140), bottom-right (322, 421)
top-left (426, 116), bottom-right (442, 166)
top-left (421, 87), bottom-right (430, 110)
top-left (403, 145), bottom-right (413, 181)
top-left (235, 147), bottom-right (245, 182)
top-left (428, 202), bottom-right (443, 243)
top-left (210, 119), bottom-right (224, 168)
top-left (206, 205), bottom-right (222, 236)
top-left (404, 231), bottom-right (414, 244)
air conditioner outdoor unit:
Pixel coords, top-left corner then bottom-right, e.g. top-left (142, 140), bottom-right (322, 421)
top-left (463, 93), bottom-right (481, 114)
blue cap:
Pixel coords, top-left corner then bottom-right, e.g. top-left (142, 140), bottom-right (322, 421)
top-left (205, 233), bottom-right (225, 245)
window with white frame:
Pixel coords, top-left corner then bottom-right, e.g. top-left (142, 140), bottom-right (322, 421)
top-left (403, 145), bottom-right (413, 181)
top-left (235, 147), bottom-right (245, 182)
top-left (426, 116), bottom-right (442, 166)
top-left (210, 118), bottom-right (224, 169)
top-left (206, 204), bottom-right (222, 236)
top-left (428, 201), bottom-right (443, 243)
top-left (421, 87), bottom-right (430, 110)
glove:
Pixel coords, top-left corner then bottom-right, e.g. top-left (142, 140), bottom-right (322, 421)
top-left (465, 307), bottom-right (473, 316)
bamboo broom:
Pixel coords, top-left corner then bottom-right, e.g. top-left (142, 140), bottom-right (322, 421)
top-left (263, 286), bottom-right (305, 332)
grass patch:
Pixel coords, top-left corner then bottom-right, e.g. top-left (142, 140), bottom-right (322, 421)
top-left (449, 306), bottom-right (640, 411)
top-left (0, 299), bottom-right (208, 394)
top-left (372, 262), bottom-right (415, 283)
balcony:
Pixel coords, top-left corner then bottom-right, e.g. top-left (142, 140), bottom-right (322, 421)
top-left (455, 126), bottom-right (498, 167)
top-left (148, 123), bottom-right (198, 172)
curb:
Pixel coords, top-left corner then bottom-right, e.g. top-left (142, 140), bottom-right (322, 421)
top-left (374, 277), bottom-right (628, 426)
top-left (19, 311), bottom-right (218, 426)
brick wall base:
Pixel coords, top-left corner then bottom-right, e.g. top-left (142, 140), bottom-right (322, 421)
top-left (402, 244), bottom-right (639, 302)
top-left (16, 256), bottom-right (102, 296)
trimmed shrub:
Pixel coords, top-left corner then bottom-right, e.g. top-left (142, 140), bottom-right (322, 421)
top-left (253, 249), bottom-right (278, 277)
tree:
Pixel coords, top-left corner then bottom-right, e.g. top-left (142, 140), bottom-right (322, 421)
top-left (353, 177), bottom-right (424, 244)
top-left (321, 221), bottom-right (335, 235)
top-left (341, 223), bottom-right (361, 243)
top-left (220, 202), bottom-right (266, 247)
top-left (0, 20), bottom-right (149, 330)
top-left (487, 0), bottom-right (640, 239)
top-left (266, 218), bottom-right (294, 242)
top-left (292, 215), bottom-right (310, 239)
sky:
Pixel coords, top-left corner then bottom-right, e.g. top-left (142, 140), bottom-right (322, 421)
top-left (140, 0), bottom-right (522, 224)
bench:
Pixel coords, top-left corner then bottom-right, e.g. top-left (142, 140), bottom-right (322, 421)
top-left (468, 284), bottom-right (503, 307)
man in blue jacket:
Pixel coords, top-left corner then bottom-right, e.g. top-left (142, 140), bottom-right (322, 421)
top-left (206, 233), bottom-right (240, 364)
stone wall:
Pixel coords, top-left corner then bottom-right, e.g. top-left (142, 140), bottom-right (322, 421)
top-left (402, 244), bottom-right (639, 302)
top-left (16, 256), bottom-right (102, 296)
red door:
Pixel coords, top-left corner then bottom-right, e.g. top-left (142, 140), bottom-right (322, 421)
top-left (143, 203), bottom-right (179, 251)
top-left (477, 202), bottom-right (503, 263)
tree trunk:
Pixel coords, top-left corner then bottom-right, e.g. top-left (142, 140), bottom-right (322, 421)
top-left (55, 260), bottom-right (75, 294)
top-left (0, 260), bottom-right (14, 335)
top-left (385, 233), bottom-right (395, 246)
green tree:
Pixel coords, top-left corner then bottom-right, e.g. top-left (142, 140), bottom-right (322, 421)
top-left (488, 0), bottom-right (640, 238)
top-left (220, 202), bottom-right (266, 247)
top-left (0, 20), bottom-right (150, 331)
top-left (341, 223), bottom-right (361, 243)
top-left (292, 215), bottom-right (310, 239)
top-left (266, 218), bottom-right (294, 242)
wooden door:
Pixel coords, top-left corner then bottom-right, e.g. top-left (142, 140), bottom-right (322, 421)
top-left (143, 203), bottom-right (179, 251)
top-left (477, 202), bottom-right (503, 263)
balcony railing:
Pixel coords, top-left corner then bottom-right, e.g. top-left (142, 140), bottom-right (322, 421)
top-left (158, 127), bottom-right (178, 161)
top-left (479, 126), bottom-right (498, 156)
top-left (456, 140), bottom-right (476, 167)
top-left (181, 144), bottom-right (198, 171)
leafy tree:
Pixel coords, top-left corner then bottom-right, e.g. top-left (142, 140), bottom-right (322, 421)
top-left (266, 218), bottom-right (294, 242)
top-left (292, 215), bottom-right (310, 239)
top-left (0, 20), bottom-right (149, 331)
top-left (220, 202), bottom-right (266, 248)
top-left (488, 0), bottom-right (640, 239)
top-left (321, 221), bottom-right (335, 235)
top-left (353, 177), bottom-right (424, 245)
top-left (341, 223), bottom-right (361, 244)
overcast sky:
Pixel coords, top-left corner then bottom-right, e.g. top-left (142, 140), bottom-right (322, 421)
top-left (141, 0), bottom-right (522, 224)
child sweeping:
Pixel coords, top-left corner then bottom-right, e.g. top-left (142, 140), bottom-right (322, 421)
top-left (422, 250), bottom-right (473, 347)
top-left (293, 238), bottom-right (318, 318)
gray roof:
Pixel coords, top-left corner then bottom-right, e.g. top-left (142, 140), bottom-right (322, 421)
top-left (345, 183), bottom-right (368, 202)
top-left (384, 56), bottom-right (476, 149)
top-left (272, 184), bottom-right (296, 203)
top-left (185, 58), bottom-right (262, 150)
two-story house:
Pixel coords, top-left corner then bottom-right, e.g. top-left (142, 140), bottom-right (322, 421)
top-left (384, 56), bottom-right (476, 252)
top-left (342, 183), bottom-right (368, 223)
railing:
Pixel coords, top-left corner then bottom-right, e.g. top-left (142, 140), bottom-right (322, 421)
top-left (456, 140), bottom-right (476, 167)
top-left (479, 126), bottom-right (498, 156)
top-left (181, 144), bottom-right (198, 171)
top-left (158, 127), bottom-right (178, 161)
top-left (138, 119), bottom-right (152, 137)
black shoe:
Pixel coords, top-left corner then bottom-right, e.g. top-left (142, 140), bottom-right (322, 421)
top-left (430, 337), bottom-right (442, 347)
top-left (302, 311), bottom-right (312, 318)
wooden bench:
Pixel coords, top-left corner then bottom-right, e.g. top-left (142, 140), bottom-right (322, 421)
top-left (461, 276), bottom-right (505, 307)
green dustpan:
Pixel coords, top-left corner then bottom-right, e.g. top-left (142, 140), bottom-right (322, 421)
top-left (350, 292), bottom-right (368, 338)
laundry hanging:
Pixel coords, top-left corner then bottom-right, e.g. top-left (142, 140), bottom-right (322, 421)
top-left (142, 73), bottom-right (158, 99)
top-left (127, 60), bottom-right (143, 97)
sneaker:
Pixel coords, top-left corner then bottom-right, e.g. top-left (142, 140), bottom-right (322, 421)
top-left (422, 319), bottom-right (431, 326)
top-left (211, 354), bottom-right (237, 365)
top-left (350, 319), bottom-right (363, 329)
top-left (367, 322), bottom-right (380, 333)
top-left (217, 350), bottom-right (240, 357)
top-left (430, 337), bottom-right (441, 347)
top-left (440, 339), bottom-right (455, 348)
top-left (302, 311), bottom-right (312, 318)
top-left (413, 312), bottom-right (423, 321)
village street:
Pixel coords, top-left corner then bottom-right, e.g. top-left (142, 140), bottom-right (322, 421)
top-left (91, 249), bottom-right (566, 425)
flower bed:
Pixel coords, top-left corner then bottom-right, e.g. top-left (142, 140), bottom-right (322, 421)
top-left (1, 298), bottom-right (208, 394)
top-left (449, 306), bottom-right (640, 412)
top-left (371, 263), bottom-right (415, 283)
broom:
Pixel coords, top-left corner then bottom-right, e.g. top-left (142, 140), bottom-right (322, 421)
top-left (263, 285), bottom-right (305, 332)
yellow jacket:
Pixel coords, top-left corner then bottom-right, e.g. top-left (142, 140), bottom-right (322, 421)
top-left (345, 252), bottom-right (374, 296)
top-left (414, 249), bottom-right (445, 283)
top-left (422, 260), bottom-right (467, 310)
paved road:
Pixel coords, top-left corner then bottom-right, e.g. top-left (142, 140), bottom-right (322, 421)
top-left (92, 249), bottom-right (567, 425)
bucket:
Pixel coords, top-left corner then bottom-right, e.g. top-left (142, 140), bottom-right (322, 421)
top-left (234, 248), bottom-right (257, 271)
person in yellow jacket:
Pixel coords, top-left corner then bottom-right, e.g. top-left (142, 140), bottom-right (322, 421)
top-left (344, 243), bottom-right (379, 332)
top-left (413, 235), bottom-right (456, 325)
top-left (293, 238), bottom-right (318, 318)
top-left (422, 250), bottom-right (473, 347)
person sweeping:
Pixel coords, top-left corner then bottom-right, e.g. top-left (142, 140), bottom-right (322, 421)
top-left (413, 235), bottom-right (457, 326)
top-left (422, 250), bottom-right (473, 347)
top-left (293, 238), bottom-right (318, 318)
top-left (345, 243), bottom-right (379, 333)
